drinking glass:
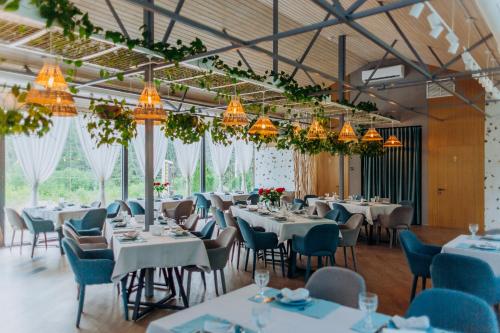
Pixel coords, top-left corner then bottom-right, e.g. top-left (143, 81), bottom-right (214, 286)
top-left (252, 304), bottom-right (271, 333)
top-left (246, 200), bottom-right (252, 206)
top-left (359, 292), bottom-right (378, 331)
top-left (469, 223), bottom-right (479, 239)
top-left (254, 269), bottom-right (270, 299)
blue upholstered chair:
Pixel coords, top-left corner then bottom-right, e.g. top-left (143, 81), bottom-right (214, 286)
top-left (431, 253), bottom-right (500, 305)
top-left (106, 202), bottom-right (120, 218)
top-left (172, 194), bottom-right (183, 200)
top-left (237, 217), bottom-right (285, 278)
top-left (62, 238), bottom-right (128, 327)
top-left (292, 198), bottom-right (305, 210)
top-left (194, 193), bottom-right (211, 217)
top-left (213, 208), bottom-right (227, 235)
top-left (399, 231), bottom-right (442, 301)
top-left (247, 193), bottom-right (259, 205)
top-left (303, 194), bottom-right (318, 206)
top-left (191, 220), bottom-right (216, 240)
top-left (66, 208), bottom-right (107, 237)
top-left (127, 201), bottom-right (145, 216)
top-left (406, 289), bottom-right (499, 333)
top-left (292, 224), bottom-right (340, 281)
top-left (325, 203), bottom-right (352, 224)
top-left (22, 210), bottom-right (58, 258)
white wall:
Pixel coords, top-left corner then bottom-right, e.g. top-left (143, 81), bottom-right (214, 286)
top-left (485, 102), bottom-right (500, 230)
top-left (254, 146), bottom-right (294, 190)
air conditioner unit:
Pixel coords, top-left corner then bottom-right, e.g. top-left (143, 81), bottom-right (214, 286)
top-left (361, 65), bottom-right (405, 83)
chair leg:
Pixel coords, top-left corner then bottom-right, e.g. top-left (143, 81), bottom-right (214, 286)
top-left (271, 249), bottom-right (276, 272)
top-left (10, 230), bottom-right (15, 252)
top-left (351, 247), bottom-right (358, 272)
top-left (76, 284), bottom-right (86, 327)
top-left (305, 256), bottom-right (312, 282)
top-left (120, 276), bottom-right (129, 321)
top-left (245, 248), bottom-right (250, 272)
top-left (279, 245), bottom-right (285, 277)
top-left (389, 229), bottom-right (394, 248)
top-left (236, 243), bottom-right (241, 270)
top-left (31, 233), bottom-right (38, 259)
top-left (220, 270), bottom-right (227, 294)
top-left (43, 232), bottom-right (48, 250)
top-left (20, 230), bottom-right (24, 255)
top-left (252, 250), bottom-right (257, 279)
top-left (214, 270), bottom-right (219, 296)
top-left (231, 243), bottom-right (235, 263)
top-left (57, 228), bottom-right (64, 255)
top-left (343, 247), bottom-right (348, 267)
top-left (201, 271), bottom-right (207, 290)
top-left (410, 275), bottom-right (418, 301)
top-left (422, 277), bottom-right (427, 290)
top-left (187, 271), bottom-right (192, 301)
top-left (127, 271), bottom-right (137, 297)
top-left (263, 249), bottom-right (267, 267)
top-left (133, 270), bottom-right (146, 321)
top-left (318, 256), bottom-right (323, 269)
top-left (330, 254), bottom-right (335, 266)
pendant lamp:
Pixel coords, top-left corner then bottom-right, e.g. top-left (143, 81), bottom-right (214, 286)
top-left (133, 82), bottom-right (167, 123)
top-left (306, 119), bottom-right (327, 140)
top-left (383, 135), bottom-right (403, 148)
top-left (361, 127), bottom-right (383, 142)
top-left (248, 115), bottom-right (278, 136)
top-left (222, 96), bottom-right (248, 126)
top-left (338, 121), bottom-right (358, 142)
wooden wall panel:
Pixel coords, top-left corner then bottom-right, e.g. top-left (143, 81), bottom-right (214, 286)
top-left (315, 153), bottom-right (349, 197)
top-left (427, 79), bottom-right (485, 230)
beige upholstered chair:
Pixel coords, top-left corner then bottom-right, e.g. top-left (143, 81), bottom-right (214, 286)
top-left (165, 200), bottom-right (194, 223)
top-left (210, 194), bottom-right (232, 211)
top-left (181, 213), bottom-right (199, 232)
top-left (224, 211), bottom-right (245, 269)
top-left (5, 208), bottom-right (28, 254)
top-left (377, 206), bottom-right (414, 248)
top-left (315, 201), bottom-right (331, 218)
top-left (116, 200), bottom-right (132, 216)
top-left (338, 214), bottom-right (364, 271)
top-left (62, 225), bottom-right (108, 250)
top-left (280, 195), bottom-right (293, 206)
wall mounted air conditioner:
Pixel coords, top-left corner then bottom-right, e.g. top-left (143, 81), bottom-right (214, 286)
top-left (361, 64), bottom-right (405, 83)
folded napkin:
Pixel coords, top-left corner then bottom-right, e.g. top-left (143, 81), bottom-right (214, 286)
top-left (203, 320), bottom-right (233, 333)
top-left (392, 315), bottom-right (430, 330)
top-left (281, 288), bottom-right (309, 301)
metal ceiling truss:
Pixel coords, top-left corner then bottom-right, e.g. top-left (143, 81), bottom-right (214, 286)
top-left (162, 0), bottom-right (185, 43)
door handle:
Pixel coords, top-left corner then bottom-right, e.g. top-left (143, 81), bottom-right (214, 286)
top-left (437, 188), bottom-right (446, 191)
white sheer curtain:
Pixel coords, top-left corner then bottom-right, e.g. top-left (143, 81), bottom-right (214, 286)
top-left (133, 125), bottom-right (168, 178)
top-left (12, 118), bottom-right (71, 206)
top-left (75, 116), bottom-right (120, 206)
top-left (234, 140), bottom-right (254, 192)
top-left (208, 133), bottom-right (233, 192)
top-left (172, 139), bottom-right (200, 196)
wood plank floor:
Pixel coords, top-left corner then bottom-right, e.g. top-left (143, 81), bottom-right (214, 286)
top-left (0, 225), bottom-right (463, 333)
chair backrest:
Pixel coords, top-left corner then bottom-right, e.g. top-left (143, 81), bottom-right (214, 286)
top-left (116, 200), bottom-right (132, 215)
top-left (106, 202), bottom-right (120, 218)
top-left (62, 225), bottom-right (80, 242)
top-left (399, 230), bottom-right (427, 275)
top-left (406, 289), bottom-right (499, 333)
top-left (21, 210), bottom-right (38, 233)
top-left (315, 201), bottom-right (331, 218)
top-left (324, 209), bottom-right (338, 221)
top-left (280, 195), bottom-right (293, 205)
top-left (4, 207), bottom-right (26, 230)
top-left (206, 227), bottom-right (237, 270)
top-left (174, 200), bottom-right (194, 220)
top-left (184, 213), bottom-right (199, 231)
top-left (339, 214), bottom-right (364, 246)
top-left (200, 220), bottom-right (216, 239)
top-left (90, 201), bottom-right (101, 208)
top-left (210, 195), bottom-right (225, 210)
top-left (398, 200), bottom-right (413, 208)
top-left (237, 217), bottom-right (256, 249)
top-left (431, 253), bottom-right (497, 305)
top-left (303, 194), bottom-right (318, 203)
top-left (302, 224), bottom-right (339, 255)
top-left (81, 208), bottom-right (107, 230)
top-left (127, 201), bottom-right (145, 216)
top-left (330, 203), bottom-right (352, 224)
top-left (224, 211), bottom-right (243, 242)
top-left (61, 238), bottom-right (86, 283)
top-left (292, 198), bottom-right (305, 210)
top-left (387, 206), bottom-right (413, 228)
top-left (194, 193), bottom-right (210, 209)
top-left (247, 193), bottom-right (259, 205)
top-left (214, 208), bottom-right (227, 229)
top-left (306, 267), bottom-right (366, 308)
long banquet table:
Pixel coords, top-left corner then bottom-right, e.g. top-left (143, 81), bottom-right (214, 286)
top-left (146, 284), bottom-right (381, 333)
top-left (231, 206), bottom-right (337, 243)
top-left (25, 205), bottom-right (93, 228)
top-left (307, 198), bottom-right (400, 225)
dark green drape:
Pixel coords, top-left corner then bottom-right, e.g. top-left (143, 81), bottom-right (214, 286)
top-left (362, 126), bottom-right (422, 225)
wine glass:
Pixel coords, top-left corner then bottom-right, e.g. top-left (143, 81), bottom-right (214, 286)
top-left (254, 269), bottom-right (270, 299)
top-left (246, 199), bottom-right (252, 206)
top-left (252, 304), bottom-right (271, 333)
top-left (359, 292), bottom-right (378, 331)
top-left (469, 223), bottom-right (479, 239)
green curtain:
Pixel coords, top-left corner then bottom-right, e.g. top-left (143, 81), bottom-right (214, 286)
top-left (362, 126), bottom-right (422, 225)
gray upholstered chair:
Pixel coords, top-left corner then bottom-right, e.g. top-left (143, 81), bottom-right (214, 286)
top-left (116, 200), bottom-right (132, 216)
top-left (165, 200), bottom-right (193, 223)
top-left (315, 201), bottom-right (331, 218)
top-left (5, 208), bottom-right (28, 254)
top-left (377, 206), bottom-right (414, 248)
top-left (210, 194), bottom-right (232, 211)
top-left (181, 213), bottom-right (199, 232)
top-left (305, 266), bottom-right (366, 308)
top-left (338, 214), bottom-right (364, 271)
top-left (184, 227), bottom-right (237, 299)
top-left (62, 225), bottom-right (108, 250)
top-left (280, 195), bottom-right (293, 206)
top-left (224, 211), bottom-right (245, 269)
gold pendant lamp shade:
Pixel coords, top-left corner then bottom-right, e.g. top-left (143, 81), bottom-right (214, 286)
top-left (222, 96), bottom-right (248, 126)
top-left (35, 63), bottom-right (68, 90)
top-left (383, 135), bottom-right (403, 148)
top-left (306, 119), bottom-right (327, 140)
top-left (248, 116), bottom-right (278, 136)
top-left (134, 82), bottom-right (167, 123)
top-left (338, 121), bottom-right (358, 142)
top-left (361, 127), bottom-right (383, 142)
top-left (26, 88), bottom-right (77, 117)
top-left (292, 121), bottom-right (302, 136)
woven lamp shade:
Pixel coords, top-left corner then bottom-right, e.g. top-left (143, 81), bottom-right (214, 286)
top-left (222, 96), bottom-right (248, 126)
top-left (292, 121), bottom-right (302, 136)
top-left (383, 135), bottom-right (403, 148)
top-left (361, 127), bottom-right (383, 142)
top-left (338, 121), bottom-right (358, 142)
top-left (134, 83), bottom-right (166, 122)
top-left (306, 119), bottom-right (327, 140)
top-left (26, 88), bottom-right (77, 117)
top-left (248, 116), bottom-right (278, 136)
top-left (35, 63), bottom-right (68, 90)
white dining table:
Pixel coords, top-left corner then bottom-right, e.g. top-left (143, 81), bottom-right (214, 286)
top-left (231, 206), bottom-right (337, 243)
top-left (203, 192), bottom-right (249, 203)
top-left (308, 199), bottom-right (400, 225)
top-left (441, 235), bottom-right (500, 275)
top-left (146, 284), bottom-right (378, 333)
top-left (136, 198), bottom-right (190, 212)
top-left (24, 205), bottom-right (94, 228)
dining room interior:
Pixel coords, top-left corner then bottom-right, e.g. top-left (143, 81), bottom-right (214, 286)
top-left (0, 0), bottom-right (499, 332)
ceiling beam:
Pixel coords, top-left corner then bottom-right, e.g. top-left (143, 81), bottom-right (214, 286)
top-left (105, 0), bottom-right (130, 39)
top-left (272, 0), bottom-right (279, 73)
top-left (346, 0), bottom-right (367, 14)
top-left (162, 0), bottom-right (185, 43)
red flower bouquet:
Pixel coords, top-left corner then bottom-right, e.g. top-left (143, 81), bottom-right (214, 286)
top-left (258, 187), bottom-right (285, 205)
top-left (153, 182), bottom-right (170, 197)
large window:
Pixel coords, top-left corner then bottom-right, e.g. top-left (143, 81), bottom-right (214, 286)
top-left (206, 146), bottom-right (254, 193)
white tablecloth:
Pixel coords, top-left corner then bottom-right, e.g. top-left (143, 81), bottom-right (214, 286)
top-left (442, 235), bottom-right (500, 275)
top-left (147, 284), bottom-right (373, 333)
top-left (308, 199), bottom-right (400, 225)
top-left (111, 228), bottom-right (210, 283)
top-left (25, 206), bottom-right (93, 228)
top-left (231, 206), bottom-right (337, 243)
top-left (202, 192), bottom-right (249, 203)
top-left (136, 199), bottom-right (189, 212)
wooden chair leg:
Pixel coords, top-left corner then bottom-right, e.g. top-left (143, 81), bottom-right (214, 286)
top-left (76, 284), bottom-right (86, 327)
top-left (44, 232), bottom-right (48, 250)
top-left (343, 247), bottom-right (348, 267)
top-left (31, 233), bottom-right (38, 259)
top-left (214, 270), bottom-right (219, 296)
top-left (10, 230), bottom-right (15, 252)
top-left (410, 275), bottom-right (418, 301)
top-left (20, 230), bottom-right (24, 255)
top-left (220, 270), bottom-right (227, 294)
top-left (351, 247), bottom-right (358, 272)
